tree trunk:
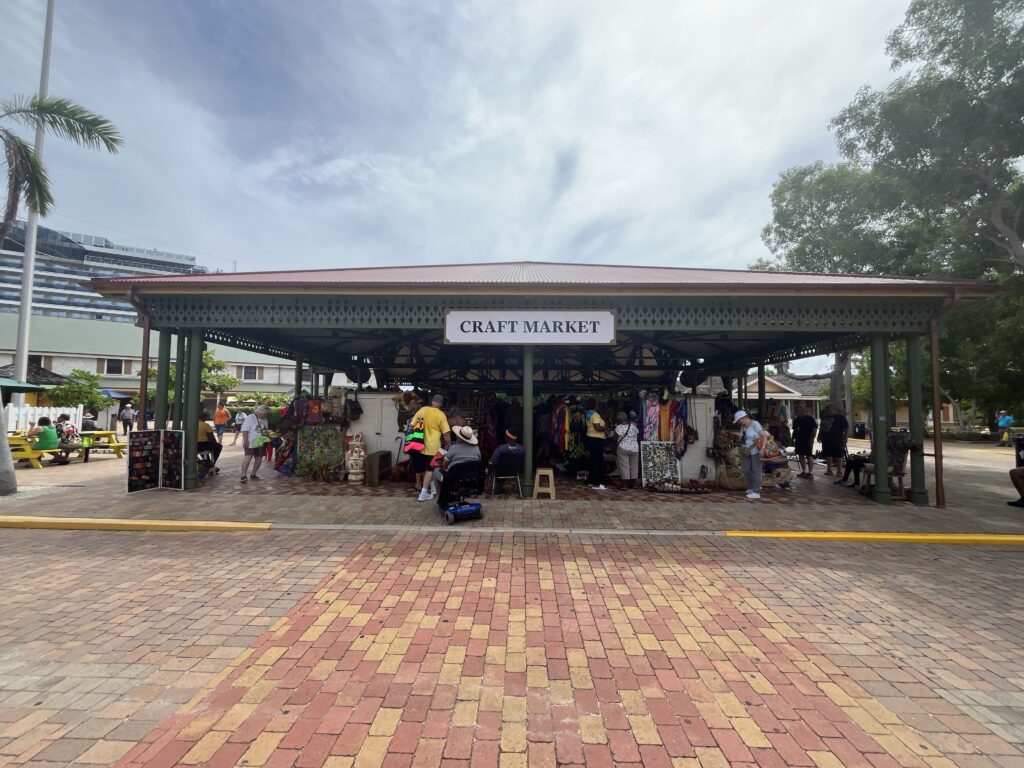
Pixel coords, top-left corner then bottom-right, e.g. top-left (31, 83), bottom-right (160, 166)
top-left (989, 199), bottom-right (1024, 270)
top-left (939, 387), bottom-right (963, 430)
top-left (828, 352), bottom-right (849, 408)
top-left (0, 390), bottom-right (17, 496)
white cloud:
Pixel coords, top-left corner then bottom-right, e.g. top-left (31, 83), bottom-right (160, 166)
top-left (0, 0), bottom-right (907, 271)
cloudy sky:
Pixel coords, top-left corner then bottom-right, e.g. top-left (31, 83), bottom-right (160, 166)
top-left (2, 0), bottom-right (906, 275)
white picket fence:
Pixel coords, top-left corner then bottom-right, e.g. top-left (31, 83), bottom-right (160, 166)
top-left (4, 404), bottom-right (84, 431)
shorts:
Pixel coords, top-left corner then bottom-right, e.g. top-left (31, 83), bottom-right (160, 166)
top-left (243, 447), bottom-right (262, 457)
top-left (794, 439), bottom-right (813, 456)
top-left (820, 438), bottom-right (844, 458)
top-left (215, 424), bottom-right (227, 436)
top-left (410, 451), bottom-right (431, 473)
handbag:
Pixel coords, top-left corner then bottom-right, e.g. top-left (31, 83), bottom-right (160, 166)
top-left (403, 418), bottom-right (425, 454)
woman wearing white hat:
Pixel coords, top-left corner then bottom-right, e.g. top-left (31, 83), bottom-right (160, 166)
top-left (431, 425), bottom-right (481, 495)
top-left (733, 410), bottom-right (771, 500)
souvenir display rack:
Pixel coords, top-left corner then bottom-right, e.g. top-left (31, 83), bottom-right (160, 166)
top-left (127, 429), bottom-right (184, 493)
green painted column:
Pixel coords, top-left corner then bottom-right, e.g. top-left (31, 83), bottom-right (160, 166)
top-left (757, 363), bottom-right (766, 421)
top-left (294, 357), bottom-right (304, 399)
top-left (522, 344), bottom-right (534, 497)
top-left (154, 329), bottom-right (172, 429)
top-left (905, 336), bottom-right (928, 504)
top-left (183, 329), bottom-right (204, 490)
top-left (172, 333), bottom-right (186, 428)
top-left (870, 335), bottom-right (892, 504)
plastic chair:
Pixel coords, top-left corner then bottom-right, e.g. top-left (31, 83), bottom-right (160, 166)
top-left (490, 452), bottom-right (523, 498)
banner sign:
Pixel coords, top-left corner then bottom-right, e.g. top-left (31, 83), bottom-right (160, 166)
top-left (445, 310), bottom-right (615, 345)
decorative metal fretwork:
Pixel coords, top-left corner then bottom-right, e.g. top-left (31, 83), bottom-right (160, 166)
top-left (144, 294), bottom-right (943, 334)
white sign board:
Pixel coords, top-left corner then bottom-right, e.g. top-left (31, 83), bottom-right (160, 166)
top-left (445, 311), bottom-right (615, 345)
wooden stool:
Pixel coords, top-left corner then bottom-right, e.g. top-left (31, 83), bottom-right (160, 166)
top-left (863, 464), bottom-right (907, 500)
top-left (533, 468), bottom-right (556, 499)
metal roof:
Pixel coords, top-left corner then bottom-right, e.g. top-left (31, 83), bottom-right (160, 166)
top-left (91, 260), bottom-right (996, 296)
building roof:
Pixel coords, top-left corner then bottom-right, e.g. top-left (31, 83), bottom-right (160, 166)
top-left (92, 260), bottom-right (997, 298)
top-left (0, 376), bottom-right (44, 393)
top-left (749, 371), bottom-right (830, 399)
top-left (0, 361), bottom-right (68, 386)
top-left (0, 314), bottom-right (282, 364)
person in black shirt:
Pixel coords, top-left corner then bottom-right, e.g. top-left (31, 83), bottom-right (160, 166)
top-left (817, 403), bottom-right (849, 476)
top-left (791, 405), bottom-right (818, 479)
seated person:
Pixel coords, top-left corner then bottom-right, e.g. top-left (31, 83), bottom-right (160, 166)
top-left (26, 417), bottom-right (60, 455)
top-left (1008, 467), bottom-right (1024, 508)
top-left (80, 412), bottom-right (99, 432)
top-left (488, 429), bottom-right (526, 492)
top-left (841, 431), bottom-right (919, 489)
top-left (433, 425), bottom-right (480, 492)
top-left (197, 412), bottom-right (223, 466)
top-left (52, 413), bottom-right (82, 464)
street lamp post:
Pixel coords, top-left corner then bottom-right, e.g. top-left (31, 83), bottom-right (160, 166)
top-left (11, 0), bottom-right (56, 405)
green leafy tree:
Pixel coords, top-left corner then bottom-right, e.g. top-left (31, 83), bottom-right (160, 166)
top-left (830, 0), bottom-right (1024, 269)
top-left (46, 369), bottom-right (115, 415)
top-left (1, 95), bottom-right (122, 242)
top-left (141, 350), bottom-right (240, 402)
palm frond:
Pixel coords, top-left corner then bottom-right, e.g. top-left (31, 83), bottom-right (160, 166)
top-left (0, 94), bottom-right (122, 153)
top-left (0, 128), bottom-right (53, 228)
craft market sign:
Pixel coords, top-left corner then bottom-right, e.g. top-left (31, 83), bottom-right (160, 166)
top-left (445, 310), bottom-right (616, 345)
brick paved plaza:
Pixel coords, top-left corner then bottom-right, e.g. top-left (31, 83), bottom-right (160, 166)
top-left (2, 441), bottom-right (1023, 766)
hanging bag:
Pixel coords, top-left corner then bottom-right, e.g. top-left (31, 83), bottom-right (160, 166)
top-left (403, 417), bottom-right (425, 454)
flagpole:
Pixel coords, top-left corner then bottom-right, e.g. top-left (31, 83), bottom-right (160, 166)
top-left (11, 0), bottom-right (56, 405)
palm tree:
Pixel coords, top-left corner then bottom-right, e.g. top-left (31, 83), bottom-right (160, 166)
top-left (1, 94), bottom-right (122, 244)
top-left (0, 95), bottom-right (122, 496)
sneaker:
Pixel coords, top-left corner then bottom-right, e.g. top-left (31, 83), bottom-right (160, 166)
top-left (417, 489), bottom-right (430, 502)
top-left (250, 474), bottom-right (260, 481)
top-left (240, 476), bottom-right (247, 483)
top-left (1007, 498), bottom-right (1024, 507)
top-left (746, 492), bottom-right (761, 500)
top-left (592, 484), bottom-right (608, 490)
top-left (427, 489), bottom-right (436, 501)
top-left (824, 469), bottom-right (833, 476)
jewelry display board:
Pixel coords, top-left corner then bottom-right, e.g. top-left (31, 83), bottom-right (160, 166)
top-left (127, 430), bottom-right (162, 493)
top-left (127, 429), bottom-right (185, 493)
top-left (639, 441), bottom-right (681, 488)
top-left (160, 430), bottom-right (185, 490)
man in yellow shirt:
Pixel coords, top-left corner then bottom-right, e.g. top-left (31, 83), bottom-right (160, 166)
top-left (413, 394), bottom-right (450, 501)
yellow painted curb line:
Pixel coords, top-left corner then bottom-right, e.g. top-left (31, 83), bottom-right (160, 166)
top-left (0, 516), bottom-right (270, 532)
top-left (725, 530), bottom-right (1024, 545)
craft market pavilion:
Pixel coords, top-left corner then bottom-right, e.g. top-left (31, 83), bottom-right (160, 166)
top-left (93, 261), bottom-right (995, 501)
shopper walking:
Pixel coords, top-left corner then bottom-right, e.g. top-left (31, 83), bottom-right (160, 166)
top-left (119, 403), bottom-right (137, 436)
top-left (613, 411), bottom-right (639, 489)
top-left (734, 409), bottom-right (771, 500)
top-left (584, 399), bottom-right (608, 490)
top-left (213, 404), bottom-right (232, 444)
top-left (232, 409), bottom-right (247, 445)
top-left (240, 405), bottom-right (270, 482)
top-left (413, 394), bottom-right (451, 502)
top-left (791, 405), bottom-right (818, 479)
top-left (997, 410), bottom-right (1014, 446)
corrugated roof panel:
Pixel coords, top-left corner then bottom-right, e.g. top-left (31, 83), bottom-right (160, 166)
top-left (90, 259), bottom-right (993, 291)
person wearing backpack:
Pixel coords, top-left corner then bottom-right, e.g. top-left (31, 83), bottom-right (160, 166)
top-left (410, 394), bottom-right (450, 502)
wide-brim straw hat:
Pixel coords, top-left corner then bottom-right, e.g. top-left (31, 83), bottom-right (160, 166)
top-left (453, 425), bottom-right (478, 445)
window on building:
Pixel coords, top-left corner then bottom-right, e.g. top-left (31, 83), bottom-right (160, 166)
top-left (28, 354), bottom-right (42, 367)
top-left (300, 368), bottom-right (311, 382)
top-left (242, 366), bottom-right (259, 381)
top-left (105, 359), bottom-right (124, 375)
